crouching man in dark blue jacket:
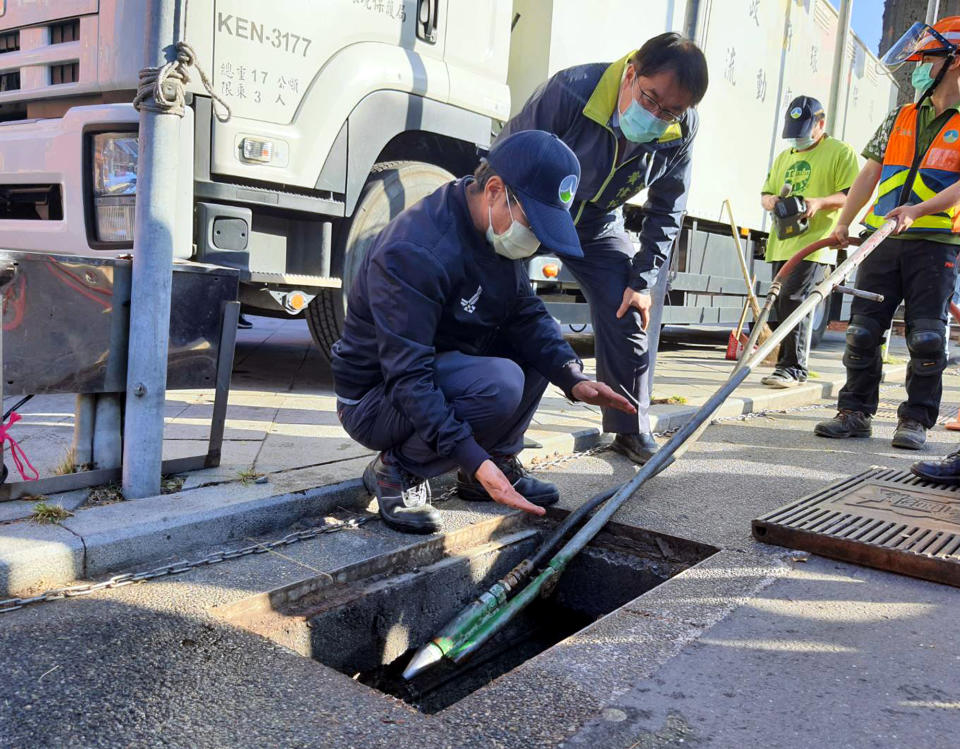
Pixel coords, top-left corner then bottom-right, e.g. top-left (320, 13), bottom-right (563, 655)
top-left (331, 130), bottom-right (635, 534)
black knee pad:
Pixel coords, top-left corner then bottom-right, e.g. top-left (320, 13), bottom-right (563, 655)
top-left (907, 318), bottom-right (947, 376)
top-left (842, 315), bottom-right (883, 370)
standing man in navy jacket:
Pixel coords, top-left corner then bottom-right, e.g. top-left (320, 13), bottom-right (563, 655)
top-left (499, 33), bottom-right (708, 464)
top-left (331, 131), bottom-right (635, 534)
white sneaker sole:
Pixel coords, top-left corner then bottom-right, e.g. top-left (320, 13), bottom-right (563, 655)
top-left (764, 379), bottom-right (800, 388)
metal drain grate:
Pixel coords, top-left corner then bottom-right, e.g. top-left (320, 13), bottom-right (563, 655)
top-left (753, 467), bottom-right (960, 587)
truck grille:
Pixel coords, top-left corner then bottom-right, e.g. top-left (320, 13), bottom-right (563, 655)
top-left (0, 184), bottom-right (64, 220)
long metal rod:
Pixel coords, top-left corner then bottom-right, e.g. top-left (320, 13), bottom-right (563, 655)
top-left (206, 300), bottom-right (241, 467)
top-left (122, 0), bottom-right (181, 498)
top-left (404, 220), bottom-right (896, 679)
top-left (440, 365), bottom-right (753, 667)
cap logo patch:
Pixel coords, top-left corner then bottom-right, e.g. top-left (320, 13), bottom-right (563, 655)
top-left (945, 129), bottom-right (959, 143)
top-left (559, 174), bottom-right (578, 206)
top-left (790, 107), bottom-right (803, 119)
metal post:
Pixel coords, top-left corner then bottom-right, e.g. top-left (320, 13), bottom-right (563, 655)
top-left (927, 0), bottom-right (941, 25)
top-left (72, 394), bottom-right (96, 469)
top-left (94, 394), bottom-right (123, 470)
top-left (827, 0), bottom-right (853, 134)
top-left (122, 0), bottom-right (182, 498)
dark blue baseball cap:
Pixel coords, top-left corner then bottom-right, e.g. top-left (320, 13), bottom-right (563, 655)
top-left (782, 96), bottom-right (825, 137)
top-left (486, 130), bottom-right (583, 258)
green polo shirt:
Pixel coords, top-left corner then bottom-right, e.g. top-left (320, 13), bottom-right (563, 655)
top-left (862, 99), bottom-right (960, 245)
top-left (762, 135), bottom-right (859, 263)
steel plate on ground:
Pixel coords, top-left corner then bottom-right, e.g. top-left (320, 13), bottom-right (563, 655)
top-left (753, 467), bottom-right (960, 587)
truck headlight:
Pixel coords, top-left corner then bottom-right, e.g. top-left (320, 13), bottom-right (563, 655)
top-left (92, 133), bottom-right (138, 242)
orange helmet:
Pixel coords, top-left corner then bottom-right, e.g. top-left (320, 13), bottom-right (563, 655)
top-left (882, 17), bottom-right (960, 68)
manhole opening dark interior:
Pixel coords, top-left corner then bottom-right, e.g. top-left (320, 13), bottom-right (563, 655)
top-left (219, 515), bottom-right (715, 714)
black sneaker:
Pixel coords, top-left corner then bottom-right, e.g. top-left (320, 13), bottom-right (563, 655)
top-left (457, 454), bottom-right (559, 507)
top-left (610, 433), bottom-right (660, 464)
top-left (911, 450), bottom-right (960, 485)
top-left (237, 314), bottom-right (253, 330)
top-left (892, 418), bottom-right (926, 450)
top-left (814, 410), bottom-right (872, 439)
top-left (363, 454), bottom-right (440, 534)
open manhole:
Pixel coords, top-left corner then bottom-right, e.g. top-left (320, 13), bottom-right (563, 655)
top-left (215, 513), bottom-right (715, 714)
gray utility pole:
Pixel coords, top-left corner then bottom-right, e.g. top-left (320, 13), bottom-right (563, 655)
top-left (122, 0), bottom-right (181, 498)
top-left (827, 0), bottom-right (854, 134)
top-left (927, 0), bottom-right (941, 24)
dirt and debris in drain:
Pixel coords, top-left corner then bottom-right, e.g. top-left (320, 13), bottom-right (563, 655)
top-left (214, 513), bottom-right (717, 714)
top-left (360, 597), bottom-right (593, 713)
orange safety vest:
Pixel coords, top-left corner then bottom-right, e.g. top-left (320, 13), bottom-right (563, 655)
top-left (863, 103), bottom-right (960, 234)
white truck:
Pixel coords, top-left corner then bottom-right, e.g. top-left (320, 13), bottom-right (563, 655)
top-left (0, 0), bottom-right (897, 354)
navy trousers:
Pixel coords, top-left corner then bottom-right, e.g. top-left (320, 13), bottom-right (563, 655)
top-left (564, 229), bottom-right (650, 434)
top-left (337, 350), bottom-right (548, 479)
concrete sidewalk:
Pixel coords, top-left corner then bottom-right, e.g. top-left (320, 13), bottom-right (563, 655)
top-left (0, 318), bottom-right (913, 595)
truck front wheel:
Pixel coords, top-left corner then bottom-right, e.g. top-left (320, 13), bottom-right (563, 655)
top-left (306, 160), bottom-right (455, 360)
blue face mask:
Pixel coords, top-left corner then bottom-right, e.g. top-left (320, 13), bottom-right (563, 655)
top-left (620, 98), bottom-right (670, 143)
top-left (912, 61), bottom-right (937, 93)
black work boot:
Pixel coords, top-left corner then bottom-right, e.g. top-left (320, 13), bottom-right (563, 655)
top-left (891, 418), bottom-right (926, 450)
top-left (610, 432), bottom-right (660, 464)
top-left (911, 450), bottom-right (960, 485)
top-left (363, 454), bottom-right (440, 534)
top-left (457, 454), bottom-right (559, 507)
top-left (813, 410), bottom-right (872, 439)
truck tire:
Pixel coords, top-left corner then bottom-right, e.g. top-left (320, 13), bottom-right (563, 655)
top-left (306, 161), bottom-right (455, 360)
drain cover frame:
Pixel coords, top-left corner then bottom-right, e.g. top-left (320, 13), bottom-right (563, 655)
top-left (753, 466), bottom-right (960, 587)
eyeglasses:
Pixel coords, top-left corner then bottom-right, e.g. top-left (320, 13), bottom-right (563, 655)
top-left (506, 188), bottom-right (530, 222)
top-left (633, 80), bottom-right (684, 124)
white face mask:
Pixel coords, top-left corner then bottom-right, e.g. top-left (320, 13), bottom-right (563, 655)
top-left (791, 135), bottom-right (817, 150)
top-left (486, 191), bottom-right (541, 259)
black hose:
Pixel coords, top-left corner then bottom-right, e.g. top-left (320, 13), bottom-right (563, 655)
top-left (530, 484), bottom-right (620, 570)
top-left (3, 394), bottom-right (33, 422)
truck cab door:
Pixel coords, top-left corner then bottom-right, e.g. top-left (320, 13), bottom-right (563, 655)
top-left (442, 0), bottom-right (511, 125)
top-left (206, 0), bottom-right (450, 189)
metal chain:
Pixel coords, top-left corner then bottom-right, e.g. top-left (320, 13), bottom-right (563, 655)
top-left (0, 518), bottom-right (372, 614)
top-left (0, 397), bottom-right (844, 616)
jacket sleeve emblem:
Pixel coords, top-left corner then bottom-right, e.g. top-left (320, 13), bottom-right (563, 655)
top-left (460, 285), bottom-right (483, 313)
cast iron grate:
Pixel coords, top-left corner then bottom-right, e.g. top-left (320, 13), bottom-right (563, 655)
top-left (753, 467), bottom-right (960, 587)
